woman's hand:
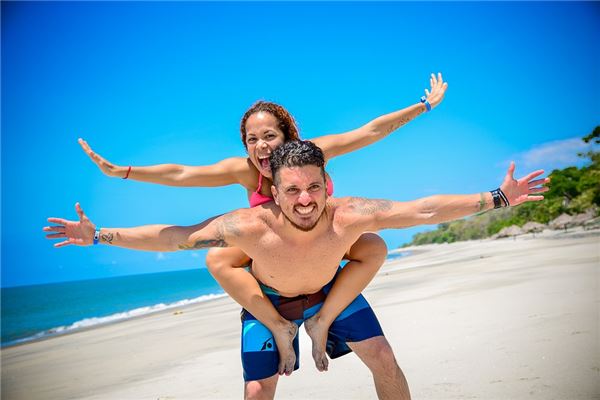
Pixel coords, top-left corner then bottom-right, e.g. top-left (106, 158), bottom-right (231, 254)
top-left (424, 72), bottom-right (448, 110)
top-left (78, 138), bottom-right (125, 178)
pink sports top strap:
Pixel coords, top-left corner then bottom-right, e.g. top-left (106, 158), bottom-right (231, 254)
top-left (255, 173), bottom-right (264, 192)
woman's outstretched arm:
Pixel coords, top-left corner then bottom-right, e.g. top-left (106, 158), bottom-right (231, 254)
top-left (79, 138), bottom-right (253, 188)
top-left (312, 73), bottom-right (448, 161)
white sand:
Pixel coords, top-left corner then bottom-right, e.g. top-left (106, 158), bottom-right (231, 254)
top-left (2, 229), bottom-right (599, 399)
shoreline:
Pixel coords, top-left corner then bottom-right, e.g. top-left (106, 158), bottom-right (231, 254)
top-left (2, 229), bottom-right (598, 399)
top-left (2, 245), bottom-right (421, 349)
top-left (1, 293), bottom-right (229, 350)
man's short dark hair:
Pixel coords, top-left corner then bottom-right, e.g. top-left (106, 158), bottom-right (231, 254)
top-left (270, 141), bottom-right (325, 185)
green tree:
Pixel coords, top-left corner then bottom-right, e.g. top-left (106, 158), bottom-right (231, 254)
top-left (402, 126), bottom-right (599, 247)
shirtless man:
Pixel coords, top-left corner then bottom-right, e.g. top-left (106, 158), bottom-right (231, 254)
top-left (45, 141), bottom-right (548, 400)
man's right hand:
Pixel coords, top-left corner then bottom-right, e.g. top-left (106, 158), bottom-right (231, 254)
top-left (44, 203), bottom-right (95, 247)
top-left (78, 138), bottom-right (123, 178)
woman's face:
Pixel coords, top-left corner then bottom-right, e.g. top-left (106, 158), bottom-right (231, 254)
top-left (245, 111), bottom-right (286, 178)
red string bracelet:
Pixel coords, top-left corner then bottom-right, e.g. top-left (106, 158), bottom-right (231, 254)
top-left (123, 166), bottom-right (132, 179)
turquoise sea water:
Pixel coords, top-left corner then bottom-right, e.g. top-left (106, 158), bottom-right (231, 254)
top-left (1, 268), bottom-right (224, 347)
top-left (1, 253), bottom-right (406, 347)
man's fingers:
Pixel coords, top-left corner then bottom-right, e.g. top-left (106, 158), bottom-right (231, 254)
top-left (75, 203), bottom-right (85, 221)
top-left (521, 169), bottom-right (545, 183)
top-left (529, 187), bottom-right (549, 194)
top-left (527, 195), bottom-right (545, 202)
top-left (431, 72), bottom-right (437, 86)
top-left (47, 217), bottom-right (69, 225)
top-left (46, 233), bottom-right (66, 239)
top-left (528, 177), bottom-right (549, 188)
top-left (506, 161), bottom-right (516, 179)
top-left (532, 186), bottom-right (550, 193)
top-left (54, 239), bottom-right (74, 248)
top-left (43, 225), bottom-right (65, 233)
top-left (425, 88), bottom-right (430, 97)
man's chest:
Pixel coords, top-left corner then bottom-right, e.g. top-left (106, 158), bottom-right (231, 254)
top-left (246, 228), bottom-right (360, 285)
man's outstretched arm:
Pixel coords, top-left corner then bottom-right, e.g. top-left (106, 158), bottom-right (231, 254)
top-left (350, 162), bottom-right (550, 230)
top-left (43, 203), bottom-right (242, 251)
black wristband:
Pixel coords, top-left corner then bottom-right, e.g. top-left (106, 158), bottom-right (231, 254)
top-left (498, 188), bottom-right (510, 207)
top-left (490, 189), bottom-right (502, 209)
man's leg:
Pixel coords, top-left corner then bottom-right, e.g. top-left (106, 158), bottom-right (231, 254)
top-left (348, 336), bottom-right (411, 400)
top-left (244, 374), bottom-right (279, 400)
top-left (304, 232), bottom-right (387, 371)
top-left (207, 247), bottom-right (297, 375)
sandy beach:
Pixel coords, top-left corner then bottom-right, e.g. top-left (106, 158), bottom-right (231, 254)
top-left (2, 229), bottom-right (598, 400)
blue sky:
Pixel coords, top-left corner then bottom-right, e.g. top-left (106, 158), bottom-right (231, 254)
top-left (2, 2), bottom-right (599, 287)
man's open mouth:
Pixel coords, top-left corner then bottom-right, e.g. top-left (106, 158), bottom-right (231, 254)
top-left (295, 205), bottom-right (315, 215)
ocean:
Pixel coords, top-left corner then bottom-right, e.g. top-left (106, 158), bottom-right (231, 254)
top-left (1, 253), bottom-right (406, 347)
top-left (1, 268), bottom-right (225, 347)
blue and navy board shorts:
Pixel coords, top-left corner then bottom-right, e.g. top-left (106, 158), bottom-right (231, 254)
top-left (240, 269), bottom-right (384, 382)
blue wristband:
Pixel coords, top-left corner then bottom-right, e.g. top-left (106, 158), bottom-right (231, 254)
top-left (93, 228), bottom-right (101, 245)
top-left (420, 96), bottom-right (432, 112)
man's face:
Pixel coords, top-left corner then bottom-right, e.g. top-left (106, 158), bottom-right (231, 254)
top-left (271, 165), bottom-right (328, 232)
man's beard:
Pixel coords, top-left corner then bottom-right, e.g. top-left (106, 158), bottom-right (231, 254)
top-left (281, 205), bottom-right (325, 232)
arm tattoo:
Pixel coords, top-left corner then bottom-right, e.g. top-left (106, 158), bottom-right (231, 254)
top-left (478, 192), bottom-right (486, 212)
top-left (179, 239), bottom-right (228, 249)
top-left (222, 213), bottom-right (242, 237)
top-left (383, 108), bottom-right (424, 135)
top-left (178, 213), bottom-right (243, 250)
top-left (178, 224), bottom-right (228, 249)
top-left (348, 197), bottom-right (393, 215)
top-left (101, 232), bottom-right (114, 244)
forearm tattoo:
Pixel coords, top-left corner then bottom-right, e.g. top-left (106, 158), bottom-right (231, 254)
top-left (101, 232), bottom-right (114, 244)
top-left (348, 197), bottom-right (393, 215)
top-left (383, 108), bottom-right (424, 135)
top-left (478, 192), bottom-right (486, 212)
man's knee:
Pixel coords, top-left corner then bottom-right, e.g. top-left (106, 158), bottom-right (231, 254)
top-left (351, 233), bottom-right (388, 264)
top-left (244, 376), bottom-right (278, 400)
top-left (205, 248), bottom-right (225, 273)
top-left (356, 337), bottom-right (399, 374)
top-left (206, 248), bottom-right (251, 275)
top-left (374, 339), bottom-right (398, 368)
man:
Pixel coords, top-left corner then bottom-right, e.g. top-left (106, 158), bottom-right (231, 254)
top-left (45, 141), bottom-right (548, 400)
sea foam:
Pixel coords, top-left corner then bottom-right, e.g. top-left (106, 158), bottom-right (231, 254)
top-left (4, 292), bottom-right (227, 346)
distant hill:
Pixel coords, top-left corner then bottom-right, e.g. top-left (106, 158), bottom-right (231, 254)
top-left (403, 126), bottom-right (599, 247)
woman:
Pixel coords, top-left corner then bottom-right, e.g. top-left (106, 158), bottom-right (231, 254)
top-left (79, 73), bottom-right (448, 375)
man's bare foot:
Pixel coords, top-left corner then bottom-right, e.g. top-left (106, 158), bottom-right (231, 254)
top-left (272, 320), bottom-right (298, 376)
top-left (304, 314), bottom-right (329, 372)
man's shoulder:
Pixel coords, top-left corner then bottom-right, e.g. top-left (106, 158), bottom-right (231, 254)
top-left (222, 207), bottom-right (270, 237)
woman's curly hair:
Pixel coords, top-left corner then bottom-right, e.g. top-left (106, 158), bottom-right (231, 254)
top-left (240, 101), bottom-right (300, 149)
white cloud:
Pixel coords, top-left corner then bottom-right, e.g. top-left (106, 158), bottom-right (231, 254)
top-left (509, 137), bottom-right (596, 171)
top-left (190, 252), bottom-right (199, 258)
top-left (156, 253), bottom-right (166, 261)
